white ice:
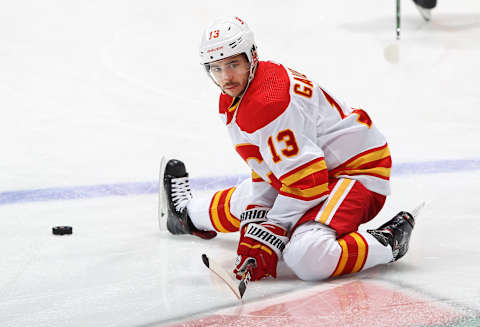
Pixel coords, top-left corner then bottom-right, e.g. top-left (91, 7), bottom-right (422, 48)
top-left (1, 1), bottom-right (480, 326)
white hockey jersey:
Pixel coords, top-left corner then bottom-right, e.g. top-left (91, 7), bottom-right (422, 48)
top-left (219, 61), bottom-right (391, 232)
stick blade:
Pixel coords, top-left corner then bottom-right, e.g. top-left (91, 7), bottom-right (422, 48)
top-left (238, 281), bottom-right (247, 298)
top-left (201, 253), bottom-right (210, 268)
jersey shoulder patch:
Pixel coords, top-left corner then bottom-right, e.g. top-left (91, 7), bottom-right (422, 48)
top-left (236, 61), bottom-right (291, 133)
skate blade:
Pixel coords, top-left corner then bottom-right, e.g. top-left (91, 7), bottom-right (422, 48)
top-left (410, 201), bottom-right (426, 219)
top-left (158, 156), bottom-right (169, 231)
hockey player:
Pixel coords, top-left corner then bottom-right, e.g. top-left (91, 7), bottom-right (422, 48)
top-left (160, 16), bottom-right (416, 282)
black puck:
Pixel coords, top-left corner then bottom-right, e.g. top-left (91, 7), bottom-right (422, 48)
top-left (52, 226), bottom-right (73, 235)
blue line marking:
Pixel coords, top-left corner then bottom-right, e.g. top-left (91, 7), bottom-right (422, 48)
top-left (1, 159), bottom-right (479, 206)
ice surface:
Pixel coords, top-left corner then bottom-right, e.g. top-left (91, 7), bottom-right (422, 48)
top-left (1, 1), bottom-right (480, 326)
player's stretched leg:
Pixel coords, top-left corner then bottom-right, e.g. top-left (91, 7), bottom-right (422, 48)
top-left (159, 157), bottom-right (252, 238)
top-left (187, 178), bottom-right (255, 233)
top-left (283, 222), bottom-right (394, 280)
top-left (283, 178), bottom-right (416, 281)
top-left (159, 158), bottom-right (217, 239)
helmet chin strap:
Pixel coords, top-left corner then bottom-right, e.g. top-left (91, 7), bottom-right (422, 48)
top-left (239, 47), bottom-right (258, 97)
top-left (228, 53), bottom-right (258, 124)
top-left (206, 57), bottom-right (257, 126)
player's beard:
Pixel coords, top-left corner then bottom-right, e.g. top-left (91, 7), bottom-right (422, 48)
top-left (222, 82), bottom-right (243, 97)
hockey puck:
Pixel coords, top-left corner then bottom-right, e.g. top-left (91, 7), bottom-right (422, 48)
top-left (52, 226), bottom-right (73, 235)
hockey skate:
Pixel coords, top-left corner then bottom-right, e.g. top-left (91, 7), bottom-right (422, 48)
top-left (158, 157), bottom-right (217, 240)
top-left (412, 0), bottom-right (437, 21)
top-left (367, 211), bottom-right (415, 261)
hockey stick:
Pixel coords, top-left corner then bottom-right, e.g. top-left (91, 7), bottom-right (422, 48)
top-left (201, 254), bottom-right (252, 300)
top-left (396, 0), bottom-right (401, 40)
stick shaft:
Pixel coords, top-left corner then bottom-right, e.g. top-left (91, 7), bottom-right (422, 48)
top-left (396, 0), bottom-right (401, 39)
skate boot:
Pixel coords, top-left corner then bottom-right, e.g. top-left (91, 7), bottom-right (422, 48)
top-left (367, 211), bottom-right (415, 261)
top-left (161, 158), bottom-right (217, 240)
top-left (412, 0), bottom-right (437, 21)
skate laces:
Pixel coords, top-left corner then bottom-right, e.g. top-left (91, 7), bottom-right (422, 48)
top-left (367, 229), bottom-right (392, 247)
top-left (170, 177), bottom-right (192, 212)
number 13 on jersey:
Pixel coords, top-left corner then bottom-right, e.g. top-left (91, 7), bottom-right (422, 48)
top-left (267, 129), bottom-right (299, 163)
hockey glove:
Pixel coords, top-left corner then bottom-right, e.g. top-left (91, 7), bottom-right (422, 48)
top-left (239, 205), bottom-right (269, 229)
top-left (234, 222), bottom-right (288, 281)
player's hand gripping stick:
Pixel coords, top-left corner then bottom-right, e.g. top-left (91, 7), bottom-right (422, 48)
top-left (234, 222), bottom-right (288, 281)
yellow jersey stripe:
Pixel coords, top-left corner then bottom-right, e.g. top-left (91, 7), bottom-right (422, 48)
top-left (252, 170), bottom-right (263, 180)
top-left (210, 191), bottom-right (228, 233)
top-left (280, 182), bottom-right (329, 199)
top-left (345, 146), bottom-right (390, 168)
top-left (317, 179), bottom-right (353, 224)
top-left (334, 166), bottom-right (391, 179)
top-left (280, 160), bottom-right (327, 185)
top-left (239, 242), bottom-right (273, 255)
top-left (224, 187), bottom-right (240, 228)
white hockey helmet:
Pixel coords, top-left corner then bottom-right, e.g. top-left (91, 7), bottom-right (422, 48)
top-left (199, 16), bottom-right (258, 84)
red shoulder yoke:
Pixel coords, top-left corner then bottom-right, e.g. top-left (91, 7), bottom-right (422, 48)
top-left (236, 61), bottom-right (291, 133)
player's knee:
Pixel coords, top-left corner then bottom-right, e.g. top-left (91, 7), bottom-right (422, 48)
top-left (283, 224), bottom-right (340, 281)
top-left (284, 240), bottom-right (335, 281)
